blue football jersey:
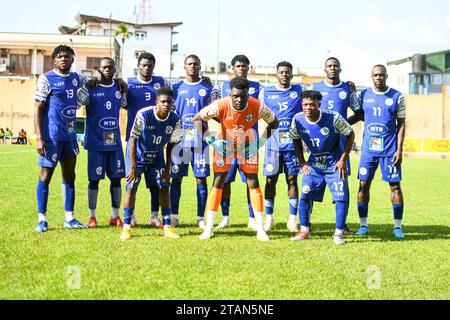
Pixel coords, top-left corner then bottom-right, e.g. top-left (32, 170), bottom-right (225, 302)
top-left (219, 80), bottom-right (261, 99)
top-left (129, 106), bottom-right (182, 166)
top-left (35, 71), bottom-right (87, 141)
top-left (358, 87), bottom-right (405, 157)
top-left (261, 84), bottom-right (305, 151)
top-left (125, 76), bottom-right (167, 141)
top-left (172, 79), bottom-right (213, 147)
top-left (81, 81), bottom-right (126, 151)
top-left (290, 110), bottom-right (353, 173)
top-left (310, 80), bottom-right (360, 120)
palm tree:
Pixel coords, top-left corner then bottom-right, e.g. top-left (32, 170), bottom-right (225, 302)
top-left (115, 23), bottom-right (130, 77)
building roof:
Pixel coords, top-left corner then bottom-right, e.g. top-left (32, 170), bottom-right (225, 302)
top-left (0, 32), bottom-right (116, 50)
top-left (76, 13), bottom-right (183, 28)
top-left (388, 49), bottom-right (450, 66)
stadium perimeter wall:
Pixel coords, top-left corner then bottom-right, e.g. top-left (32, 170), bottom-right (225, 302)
top-left (0, 78), bottom-right (449, 156)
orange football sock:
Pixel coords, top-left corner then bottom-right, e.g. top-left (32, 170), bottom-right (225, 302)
top-left (206, 187), bottom-right (223, 212)
top-left (249, 187), bottom-right (264, 212)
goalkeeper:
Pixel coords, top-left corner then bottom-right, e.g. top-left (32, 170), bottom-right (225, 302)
top-left (192, 77), bottom-right (279, 241)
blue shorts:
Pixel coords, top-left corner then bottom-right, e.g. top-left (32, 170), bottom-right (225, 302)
top-left (225, 158), bottom-right (247, 183)
top-left (358, 155), bottom-right (402, 183)
top-left (38, 139), bottom-right (79, 168)
top-left (263, 149), bottom-right (300, 176)
top-left (125, 160), bottom-right (169, 190)
top-left (87, 150), bottom-right (125, 181)
top-left (170, 145), bottom-right (210, 178)
top-left (300, 168), bottom-right (349, 202)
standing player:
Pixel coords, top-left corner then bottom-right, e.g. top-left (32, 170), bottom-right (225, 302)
top-left (169, 55), bottom-right (213, 228)
top-left (125, 52), bottom-right (169, 228)
top-left (310, 57), bottom-right (364, 234)
top-left (193, 77), bottom-right (279, 241)
top-left (77, 57), bottom-right (126, 228)
top-left (212, 55), bottom-right (262, 229)
top-left (34, 45), bottom-right (90, 232)
top-left (120, 88), bottom-right (182, 240)
top-left (290, 90), bottom-right (355, 245)
top-left (261, 61), bottom-right (307, 232)
top-left (348, 65), bottom-right (406, 238)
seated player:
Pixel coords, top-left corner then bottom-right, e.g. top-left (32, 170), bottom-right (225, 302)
top-left (192, 77), bottom-right (279, 241)
top-left (290, 90), bottom-right (355, 245)
top-left (77, 57), bottom-right (126, 228)
top-left (120, 87), bottom-right (182, 240)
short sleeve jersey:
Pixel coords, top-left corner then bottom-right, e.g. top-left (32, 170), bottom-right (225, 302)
top-left (310, 80), bottom-right (361, 120)
top-left (125, 76), bottom-right (168, 141)
top-left (35, 70), bottom-right (88, 141)
top-left (130, 106), bottom-right (182, 166)
top-left (357, 87), bottom-right (406, 157)
top-left (80, 81), bottom-right (126, 151)
top-left (171, 79), bottom-right (214, 147)
top-left (290, 110), bottom-right (353, 173)
top-left (260, 84), bottom-right (305, 151)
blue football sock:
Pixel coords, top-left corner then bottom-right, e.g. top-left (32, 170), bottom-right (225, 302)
top-left (221, 199), bottom-right (230, 217)
top-left (264, 198), bottom-right (274, 215)
top-left (149, 182), bottom-right (160, 215)
top-left (357, 201), bottom-right (369, 218)
top-left (123, 207), bottom-right (134, 225)
top-left (161, 207), bottom-right (171, 226)
top-left (170, 180), bottom-right (182, 216)
top-left (36, 180), bottom-right (49, 214)
top-left (110, 180), bottom-right (121, 209)
top-left (393, 204), bottom-right (404, 220)
top-left (88, 180), bottom-right (99, 210)
top-left (299, 199), bottom-right (313, 227)
top-left (289, 197), bottom-right (299, 216)
top-left (62, 180), bottom-right (75, 212)
top-left (335, 201), bottom-right (349, 230)
top-left (197, 182), bottom-right (208, 218)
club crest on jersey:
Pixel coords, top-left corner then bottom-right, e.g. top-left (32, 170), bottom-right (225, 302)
top-left (249, 87), bottom-right (256, 95)
top-left (290, 91), bottom-right (298, 99)
top-left (115, 91), bottom-right (121, 99)
top-left (166, 126), bottom-right (173, 134)
top-left (198, 89), bottom-right (207, 97)
top-left (385, 98), bottom-right (394, 106)
top-left (72, 79), bottom-right (78, 87)
top-left (171, 165), bottom-right (180, 173)
top-left (266, 164), bottom-right (274, 172)
top-left (302, 185), bottom-right (311, 194)
top-left (96, 167), bottom-right (103, 175)
top-left (246, 114), bottom-right (254, 122)
top-left (359, 167), bottom-right (368, 176)
top-left (339, 91), bottom-right (347, 100)
top-left (216, 159), bottom-right (225, 167)
top-left (52, 154), bottom-right (57, 162)
top-left (154, 83), bottom-right (161, 90)
top-left (320, 127), bottom-right (330, 136)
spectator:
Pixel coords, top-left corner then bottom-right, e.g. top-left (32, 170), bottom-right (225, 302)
top-left (17, 129), bottom-right (27, 145)
top-left (4, 127), bottom-right (13, 143)
top-left (0, 128), bottom-right (5, 144)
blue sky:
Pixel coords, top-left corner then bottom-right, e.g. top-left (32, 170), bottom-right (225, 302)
top-left (1, 0), bottom-right (449, 85)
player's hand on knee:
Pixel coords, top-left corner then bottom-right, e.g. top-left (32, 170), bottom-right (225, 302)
top-left (300, 162), bottom-right (311, 175)
top-left (126, 167), bottom-right (138, 184)
top-left (334, 161), bottom-right (348, 180)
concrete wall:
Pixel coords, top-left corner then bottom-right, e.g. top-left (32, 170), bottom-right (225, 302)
top-left (0, 77), bottom-right (36, 134)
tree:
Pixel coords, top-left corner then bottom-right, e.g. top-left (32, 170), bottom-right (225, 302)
top-left (115, 23), bottom-right (131, 77)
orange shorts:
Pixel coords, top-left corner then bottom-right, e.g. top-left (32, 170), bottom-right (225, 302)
top-left (212, 151), bottom-right (259, 174)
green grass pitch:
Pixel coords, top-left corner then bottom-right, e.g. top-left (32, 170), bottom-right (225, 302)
top-left (0, 144), bottom-right (449, 299)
